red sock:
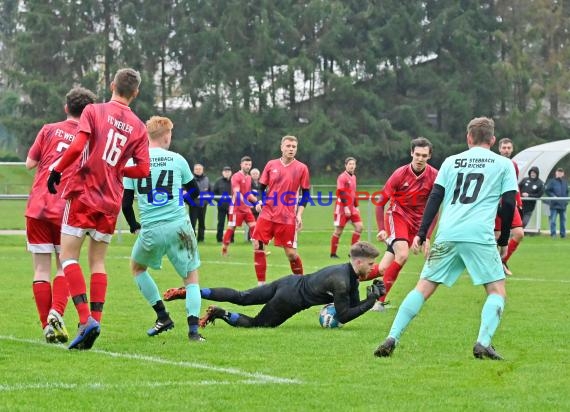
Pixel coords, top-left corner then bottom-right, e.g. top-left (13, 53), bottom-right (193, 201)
top-left (364, 263), bottom-right (380, 281)
top-left (32, 281), bottom-right (52, 328)
top-left (64, 262), bottom-right (90, 324)
top-left (503, 238), bottom-right (520, 263)
top-left (290, 255), bottom-right (304, 275)
top-left (351, 232), bottom-right (361, 245)
top-left (254, 250), bottom-right (267, 282)
top-left (330, 234), bottom-right (340, 255)
top-left (380, 261), bottom-right (403, 302)
top-left (51, 275), bottom-right (69, 316)
top-left (222, 228), bottom-right (234, 246)
top-left (90, 273), bottom-right (107, 323)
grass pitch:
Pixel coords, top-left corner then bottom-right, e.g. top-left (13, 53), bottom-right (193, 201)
top-left (0, 226), bottom-right (568, 411)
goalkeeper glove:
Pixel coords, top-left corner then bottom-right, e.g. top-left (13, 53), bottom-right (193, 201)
top-left (129, 221), bottom-right (141, 234)
top-left (366, 279), bottom-right (386, 300)
top-left (47, 170), bottom-right (62, 194)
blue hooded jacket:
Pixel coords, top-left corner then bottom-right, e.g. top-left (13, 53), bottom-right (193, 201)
top-left (546, 173), bottom-right (568, 210)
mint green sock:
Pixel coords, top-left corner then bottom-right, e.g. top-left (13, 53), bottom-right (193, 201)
top-left (134, 271), bottom-right (161, 306)
top-left (476, 294), bottom-right (505, 347)
top-left (185, 284), bottom-right (201, 318)
top-left (388, 289), bottom-right (425, 341)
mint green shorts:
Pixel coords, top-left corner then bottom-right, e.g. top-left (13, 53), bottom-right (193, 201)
top-left (420, 241), bottom-right (505, 286)
top-left (131, 218), bottom-right (201, 277)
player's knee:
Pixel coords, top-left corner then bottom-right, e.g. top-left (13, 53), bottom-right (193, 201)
top-left (512, 228), bottom-right (524, 241)
top-left (130, 260), bottom-right (146, 275)
top-left (285, 251), bottom-right (298, 261)
top-left (395, 252), bottom-right (409, 265)
top-left (33, 272), bottom-right (51, 282)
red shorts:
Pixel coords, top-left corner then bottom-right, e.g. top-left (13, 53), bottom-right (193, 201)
top-left (251, 217), bottom-right (297, 248)
top-left (61, 198), bottom-right (117, 243)
top-left (228, 209), bottom-right (256, 228)
top-left (494, 207), bottom-right (523, 230)
top-left (26, 217), bottom-right (61, 253)
top-left (384, 211), bottom-right (415, 247)
top-left (333, 205), bottom-right (362, 227)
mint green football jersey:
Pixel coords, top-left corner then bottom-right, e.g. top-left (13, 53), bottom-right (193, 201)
top-left (433, 146), bottom-right (518, 244)
top-left (124, 147), bottom-right (192, 225)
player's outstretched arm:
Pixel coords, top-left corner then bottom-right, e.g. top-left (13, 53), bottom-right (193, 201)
top-left (121, 189), bottom-right (140, 233)
top-left (333, 280), bottom-right (385, 324)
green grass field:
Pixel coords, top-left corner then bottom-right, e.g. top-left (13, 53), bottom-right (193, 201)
top-left (0, 163), bottom-right (34, 194)
top-left (1, 222), bottom-right (569, 410)
top-left (1, 164), bottom-right (568, 411)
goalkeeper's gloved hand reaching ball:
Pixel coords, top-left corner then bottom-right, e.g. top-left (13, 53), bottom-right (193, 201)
top-left (367, 279), bottom-right (386, 300)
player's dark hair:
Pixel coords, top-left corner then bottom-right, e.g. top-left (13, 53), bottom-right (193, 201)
top-left (345, 157), bottom-right (356, 165)
top-left (66, 87), bottom-right (96, 118)
top-left (498, 137), bottom-right (513, 147)
top-left (349, 242), bottom-right (380, 259)
top-left (113, 68), bottom-right (141, 98)
top-left (467, 117), bottom-right (495, 145)
top-left (411, 137), bottom-right (433, 154)
top-left (241, 156), bottom-right (252, 163)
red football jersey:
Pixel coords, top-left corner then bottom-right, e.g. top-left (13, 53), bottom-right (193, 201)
top-left (512, 159), bottom-right (523, 208)
top-left (25, 119), bottom-right (79, 224)
top-left (335, 171), bottom-right (358, 212)
top-left (381, 163), bottom-right (438, 230)
top-left (231, 171), bottom-right (253, 213)
top-left (259, 158), bottom-right (311, 225)
top-left (62, 101), bottom-right (149, 215)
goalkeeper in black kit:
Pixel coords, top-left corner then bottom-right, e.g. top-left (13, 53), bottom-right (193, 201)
top-left (163, 241), bottom-right (386, 328)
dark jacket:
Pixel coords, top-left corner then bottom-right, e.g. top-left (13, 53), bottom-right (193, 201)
top-left (193, 174), bottom-right (211, 207)
top-left (519, 166), bottom-right (545, 212)
top-left (213, 176), bottom-right (232, 208)
top-left (546, 175), bottom-right (568, 210)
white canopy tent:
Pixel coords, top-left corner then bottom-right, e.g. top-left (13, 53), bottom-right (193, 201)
top-left (513, 139), bottom-right (570, 233)
top-left (513, 139), bottom-right (570, 182)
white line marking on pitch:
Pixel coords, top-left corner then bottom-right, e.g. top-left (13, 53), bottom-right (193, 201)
top-left (0, 335), bottom-right (301, 385)
top-left (0, 380), bottom-right (262, 392)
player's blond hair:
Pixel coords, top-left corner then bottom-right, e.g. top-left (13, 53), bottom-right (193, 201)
top-left (467, 117), bottom-right (495, 145)
top-left (281, 135), bottom-right (298, 145)
top-left (146, 116), bottom-right (173, 141)
top-left (349, 241), bottom-right (380, 259)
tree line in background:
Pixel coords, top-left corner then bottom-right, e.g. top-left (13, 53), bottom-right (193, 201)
top-left (0, 0), bottom-right (569, 179)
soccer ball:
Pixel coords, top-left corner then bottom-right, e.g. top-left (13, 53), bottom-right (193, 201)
top-left (319, 304), bottom-right (343, 328)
